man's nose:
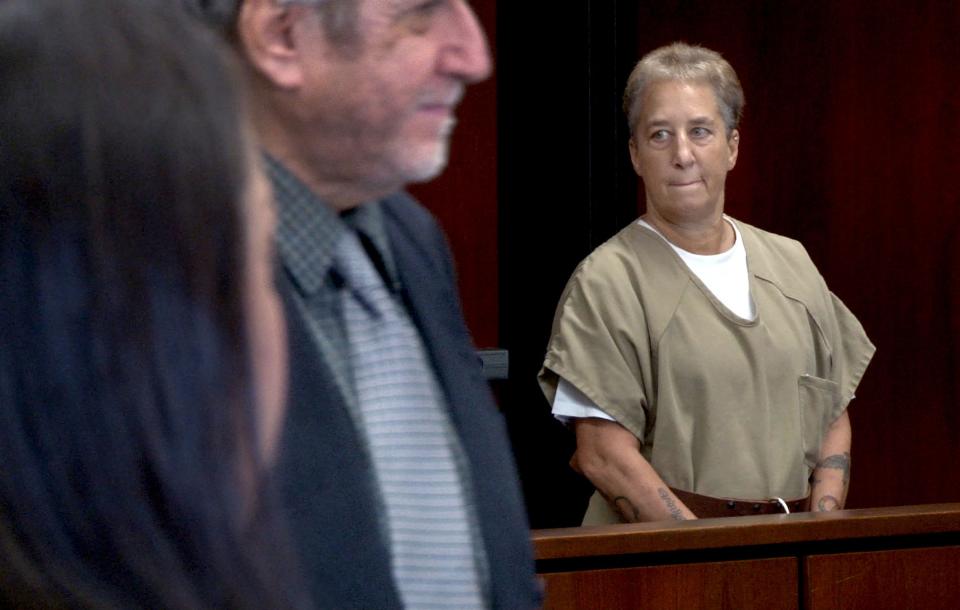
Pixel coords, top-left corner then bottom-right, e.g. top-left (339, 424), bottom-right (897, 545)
top-left (436, 0), bottom-right (493, 83)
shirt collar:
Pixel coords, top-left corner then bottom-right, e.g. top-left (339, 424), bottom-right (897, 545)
top-left (266, 155), bottom-right (398, 294)
top-left (341, 202), bottom-right (398, 289)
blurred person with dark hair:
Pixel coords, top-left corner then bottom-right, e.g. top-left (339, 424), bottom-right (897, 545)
top-left (183, 1), bottom-right (539, 608)
top-left (0, 0), bottom-right (307, 607)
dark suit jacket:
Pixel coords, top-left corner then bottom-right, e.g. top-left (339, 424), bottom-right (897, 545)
top-left (277, 193), bottom-right (540, 609)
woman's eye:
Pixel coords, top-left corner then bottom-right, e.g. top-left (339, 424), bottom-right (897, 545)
top-left (690, 127), bottom-right (711, 139)
top-left (650, 130), bottom-right (669, 142)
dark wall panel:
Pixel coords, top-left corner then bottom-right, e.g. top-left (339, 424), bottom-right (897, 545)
top-left (628, 0), bottom-right (960, 510)
top-left (499, 0), bottom-right (960, 526)
top-left (426, 0), bottom-right (960, 526)
top-left (409, 0), bottom-right (499, 349)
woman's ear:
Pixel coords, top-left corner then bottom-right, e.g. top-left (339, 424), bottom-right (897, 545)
top-left (727, 129), bottom-right (740, 170)
top-left (628, 136), bottom-right (643, 177)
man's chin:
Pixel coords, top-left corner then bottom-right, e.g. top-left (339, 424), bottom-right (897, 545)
top-left (396, 143), bottom-right (450, 185)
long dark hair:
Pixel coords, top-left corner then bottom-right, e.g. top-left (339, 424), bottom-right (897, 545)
top-left (0, 0), bottom-right (304, 607)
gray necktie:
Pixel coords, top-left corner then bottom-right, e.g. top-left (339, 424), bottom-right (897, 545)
top-left (334, 228), bottom-right (486, 610)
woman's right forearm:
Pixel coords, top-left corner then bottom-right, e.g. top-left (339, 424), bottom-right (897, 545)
top-left (572, 418), bottom-right (697, 522)
top-left (580, 451), bottom-right (695, 522)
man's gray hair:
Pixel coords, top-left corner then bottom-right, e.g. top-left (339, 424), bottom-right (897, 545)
top-left (179, 0), bottom-right (242, 35)
top-left (623, 42), bottom-right (744, 136)
top-left (181, 0), bottom-right (357, 47)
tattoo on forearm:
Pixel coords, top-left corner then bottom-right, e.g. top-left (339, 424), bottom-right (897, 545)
top-left (817, 495), bottom-right (841, 511)
top-left (816, 452), bottom-right (851, 486)
top-left (657, 488), bottom-right (687, 521)
top-left (612, 496), bottom-right (641, 522)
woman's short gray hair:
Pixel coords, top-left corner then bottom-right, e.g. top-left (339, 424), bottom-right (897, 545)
top-left (623, 42), bottom-right (744, 136)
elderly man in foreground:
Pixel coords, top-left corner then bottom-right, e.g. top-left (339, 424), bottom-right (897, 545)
top-left (186, 1), bottom-right (539, 608)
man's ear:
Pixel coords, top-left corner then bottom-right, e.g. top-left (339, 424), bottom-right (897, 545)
top-left (236, 0), bottom-right (306, 89)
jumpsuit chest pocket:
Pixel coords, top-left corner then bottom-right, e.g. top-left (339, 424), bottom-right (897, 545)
top-left (798, 374), bottom-right (840, 469)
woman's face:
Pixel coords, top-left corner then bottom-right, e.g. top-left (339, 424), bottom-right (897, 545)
top-left (628, 80), bottom-right (739, 226)
top-left (243, 155), bottom-right (288, 460)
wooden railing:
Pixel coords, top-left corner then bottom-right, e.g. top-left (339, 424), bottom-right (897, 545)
top-left (532, 503), bottom-right (960, 609)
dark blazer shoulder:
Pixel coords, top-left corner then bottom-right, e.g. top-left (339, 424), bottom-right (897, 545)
top-left (380, 192), bottom-right (452, 271)
top-left (381, 191), bottom-right (440, 231)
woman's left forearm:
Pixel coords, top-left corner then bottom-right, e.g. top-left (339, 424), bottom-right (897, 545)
top-left (810, 410), bottom-right (852, 512)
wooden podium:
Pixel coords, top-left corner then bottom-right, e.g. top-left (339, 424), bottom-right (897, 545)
top-left (532, 503), bottom-right (960, 609)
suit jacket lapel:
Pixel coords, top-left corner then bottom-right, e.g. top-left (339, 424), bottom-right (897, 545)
top-left (277, 274), bottom-right (400, 608)
top-left (381, 194), bottom-right (541, 609)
